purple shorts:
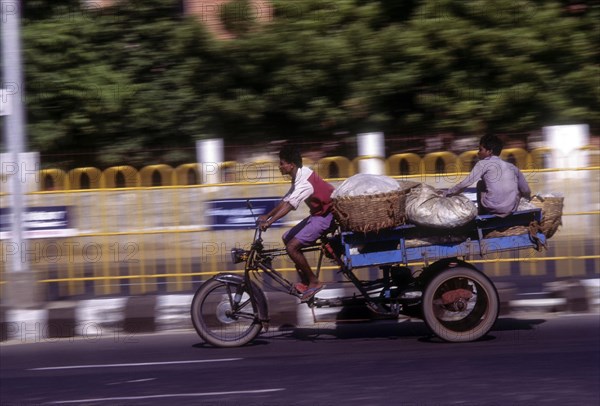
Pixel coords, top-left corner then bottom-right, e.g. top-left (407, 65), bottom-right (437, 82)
top-left (283, 213), bottom-right (334, 246)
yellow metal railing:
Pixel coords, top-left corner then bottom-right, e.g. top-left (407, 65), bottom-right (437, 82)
top-left (0, 154), bottom-right (598, 300)
top-left (5, 146), bottom-right (594, 191)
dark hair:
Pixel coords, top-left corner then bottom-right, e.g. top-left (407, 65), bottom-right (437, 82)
top-left (479, 134), bottom-right (503, 156)
top-left (279, 145), bottom-right (303, 167)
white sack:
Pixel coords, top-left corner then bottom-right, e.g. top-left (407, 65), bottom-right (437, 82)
top-left (536, 192), bottom-right (564, 198)
top-left (517, 198), bottom-right (537, 211)
top-left (406, 184), bottom-right (477, 228)
top-left (332, 174), bottom-right (408, 198)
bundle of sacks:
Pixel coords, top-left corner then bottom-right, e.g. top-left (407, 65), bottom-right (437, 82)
top-left (331, 175), bottom-right (563, 241)
top-left (331, 175), bottom-right (478, 232)
top-left (405, 184), bottom-right (478, 229)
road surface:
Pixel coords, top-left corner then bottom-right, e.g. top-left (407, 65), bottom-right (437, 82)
top-left (1, 313), bottom-right (599, 405)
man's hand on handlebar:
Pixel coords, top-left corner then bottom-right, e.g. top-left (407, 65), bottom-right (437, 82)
top-left (257, 215), bottom-right (271, 231)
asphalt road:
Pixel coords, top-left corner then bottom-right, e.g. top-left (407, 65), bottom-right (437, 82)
top-left (1, 313), bottom-right (599, 406)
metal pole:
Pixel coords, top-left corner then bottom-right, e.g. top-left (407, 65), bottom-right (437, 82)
top-left (2, 1), bottom-right (27, 277)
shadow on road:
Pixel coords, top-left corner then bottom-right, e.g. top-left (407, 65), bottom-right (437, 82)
top-left (291, 319), bottom-right (430, 341)
top-left (191, 340), bottom-right (271, 349)
top-left (492, 317), bottom-right (546, 332)
top-left (290, 316), bottom-right (547, 341)
top-left (190, 316), bottom-right (547, 348)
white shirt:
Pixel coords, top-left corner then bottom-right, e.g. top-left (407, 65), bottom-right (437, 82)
top-left (282, 167), bottom-right (315, 209)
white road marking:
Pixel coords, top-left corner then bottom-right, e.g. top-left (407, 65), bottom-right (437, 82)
top-left (107, 378), bottom-right (157, 386)
top-left (126, 378), bottom-right (156, 383)
top-left (49, 388), bottom-right (285, 404)
top-left (29, 358), bottom-right (241, 371)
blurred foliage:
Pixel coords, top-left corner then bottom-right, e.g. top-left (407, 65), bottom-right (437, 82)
top-left (220, 0), bottom-right (258, 35)
top-left (23, 0), bottom-right (217, 167)
top-left (18, 0), bottom-right (600, 167)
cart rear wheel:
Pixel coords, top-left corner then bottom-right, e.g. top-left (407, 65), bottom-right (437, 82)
top-left (422, 267), bottom-right (499, 342)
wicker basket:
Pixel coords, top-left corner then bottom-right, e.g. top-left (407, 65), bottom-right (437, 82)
top-left (485, 221), bottom-right (543, 239)
top-left (485, 226), bottom-right (529, 238)
top-left (530, 196), bottom-right (564, 239)
top-left (484, 196), bottom-right (564, 240)
top-left (332, 190), bottom-right (409, 233)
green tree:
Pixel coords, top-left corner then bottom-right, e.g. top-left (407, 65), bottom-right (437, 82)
top-left (403, 0), bottom-right (600, 134)
top-left (23, 0), bottom-right (218, 167)
top-left (206, 0), bottom-right (598, 142)
top-left (19, 0), bottom-right (599, 167)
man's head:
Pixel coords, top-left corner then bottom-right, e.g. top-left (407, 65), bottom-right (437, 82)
top-left (478, 134), bottom-right (503, 158)
top-left (278, 145), bottom-right (303, 176)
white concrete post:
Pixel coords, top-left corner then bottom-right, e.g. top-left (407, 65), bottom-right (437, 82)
top-left (357, 132), bottom-right (385, 175)
top-left (543, 124), bottom-right (590, 235)
top-left (543, 125), bottom-right (589, 179)
top-left (196, 138), bottom-right (224, 184)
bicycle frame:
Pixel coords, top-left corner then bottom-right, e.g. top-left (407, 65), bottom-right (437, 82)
top-left (231, 226), bottom-right (419, 318)
top-left (232, 227), bottom-right (328, 298)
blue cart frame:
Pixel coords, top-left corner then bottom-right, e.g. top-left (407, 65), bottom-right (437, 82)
top-left (340, 209), bottom-right (545, 269)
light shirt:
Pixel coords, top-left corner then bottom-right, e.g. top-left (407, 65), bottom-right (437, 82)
top-left (447, 156), bottom-right (531, 217)
top-left (283, 167), bottom-right (334, 216)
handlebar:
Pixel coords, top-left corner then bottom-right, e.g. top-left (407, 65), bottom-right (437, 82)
top-left (251, 225), bottom-right (264, 251)
top-left (253, 225), bottom-right (262, 240)
top-left (231, 225), bottom-right (263, 264)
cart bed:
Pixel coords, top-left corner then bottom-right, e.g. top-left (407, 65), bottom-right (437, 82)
top-left (340, 209), bottom-right (545, 269)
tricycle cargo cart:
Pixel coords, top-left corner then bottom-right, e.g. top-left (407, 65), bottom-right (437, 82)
top-left (191, 206), bottom-right (545, 347)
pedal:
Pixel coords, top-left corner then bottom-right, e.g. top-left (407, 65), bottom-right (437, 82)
top-left (261, 320), bottom-right (270, 333)
top-left (399, 290), bottom-right (422, 299)
top-left (365, 302), bottom-right (398, 318)
top-left (313, 297), bottom-right (343, 308)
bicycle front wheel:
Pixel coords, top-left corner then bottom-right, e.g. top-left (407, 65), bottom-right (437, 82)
top-left (191, 277), bottom-right (264, 347)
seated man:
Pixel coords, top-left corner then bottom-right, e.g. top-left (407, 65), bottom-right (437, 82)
top-left (445, 134), bottom-right (531, 217)
top-left (257, 145), bottom-right (335, 301)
